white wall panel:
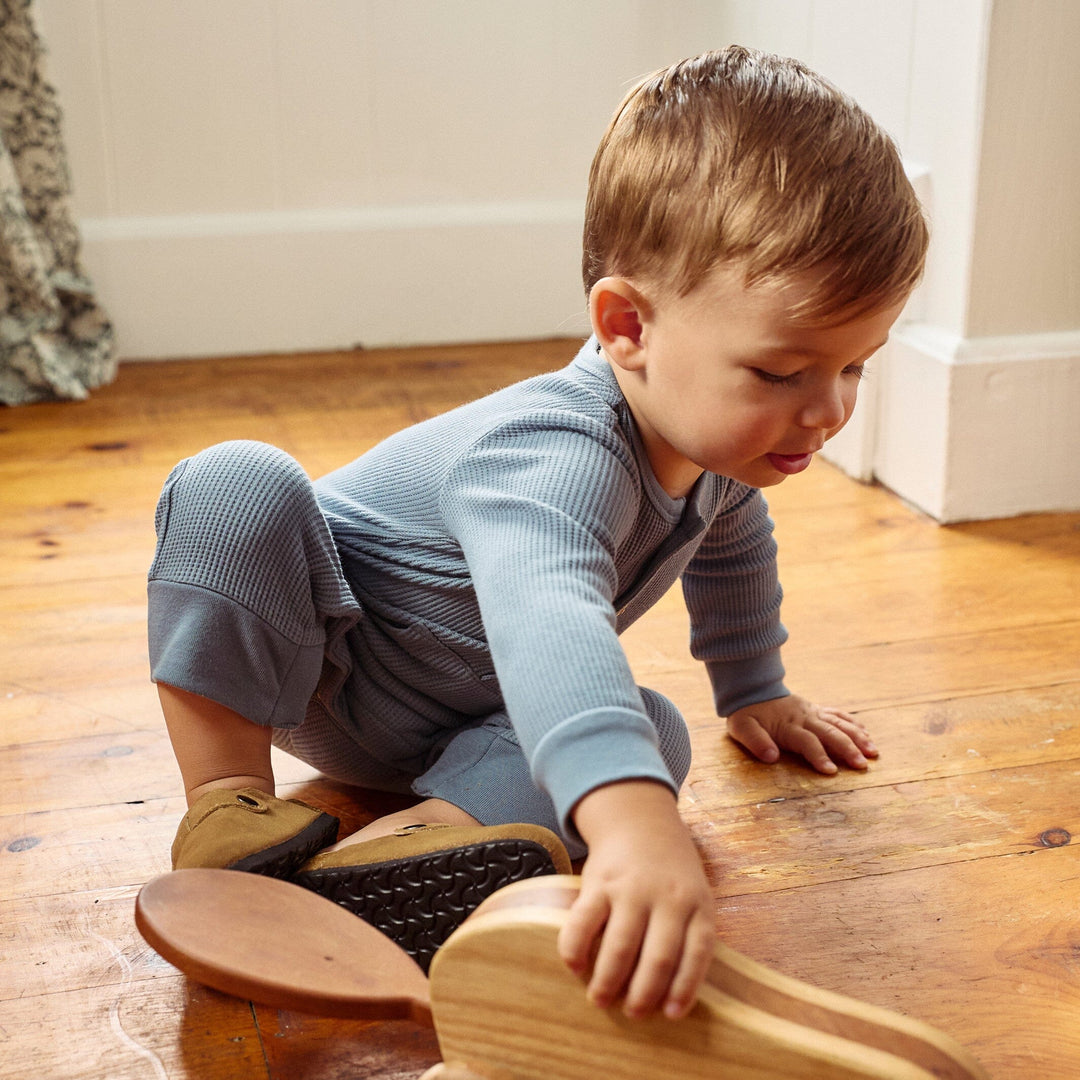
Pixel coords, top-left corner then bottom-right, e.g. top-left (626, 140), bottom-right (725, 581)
top-left (363, 2), bottom-right (560, 203)
top-left (98, 0), bottom-right (280, 215)
top-left (275, 0), bottom-right (378, 208)
top-left (709, 0), bottom-right (814, 62)
top-left (45, 0), bottom-right (753, 359)
top-left (35, 0), bottom-right (111, 217)
top-left (876, 326), bottom-right (1080, 522)
top-left (872, 329), bottom-right (953, 520)
top-left (967, 0), bottom-right (1080, 336)
top-left (711, 1), bottom-right (915, 144)
top-left (905, 0), bottom-right (988, 338)
top-left (805, 0), bottom-right (914, 143)
top-left (82, 207), bottom-right (588, 357)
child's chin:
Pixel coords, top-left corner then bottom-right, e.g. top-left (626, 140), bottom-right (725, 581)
top-left (726, 461), bottom-right (787, 487)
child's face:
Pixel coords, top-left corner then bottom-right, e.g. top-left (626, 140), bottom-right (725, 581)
top-left (602, 266), bottom-right (907, 498)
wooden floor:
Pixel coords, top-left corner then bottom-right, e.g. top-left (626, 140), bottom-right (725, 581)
top-left (2, 338), bottom-right (1078, 1079)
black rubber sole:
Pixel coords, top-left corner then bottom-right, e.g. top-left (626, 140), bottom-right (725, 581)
top-left (292, 837), bottom-right (559, 972)
top-left (227, 810), bottom-right (340, 878)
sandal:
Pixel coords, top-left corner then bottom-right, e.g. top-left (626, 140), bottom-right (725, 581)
top-left (292, 822), bottom-right (571, 971)
top-left (171, 787), bottom-right (340, 878)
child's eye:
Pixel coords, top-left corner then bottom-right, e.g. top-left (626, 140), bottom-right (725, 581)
top-left (751, 368), bottom-right (800, 386)
top-left (843, 364), bottom-right (867, 380)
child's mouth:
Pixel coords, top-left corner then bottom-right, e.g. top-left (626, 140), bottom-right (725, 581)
top-left (766, 452), bottom-right (814, 475)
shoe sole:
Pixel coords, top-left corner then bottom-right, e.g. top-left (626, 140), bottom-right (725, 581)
top-left (227, 811), bottom-right (340, 878)
top-left (292, 837), bottom-right (560, 972)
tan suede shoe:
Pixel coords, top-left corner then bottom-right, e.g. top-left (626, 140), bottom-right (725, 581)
top-left (292, 822), bottom-right (571, 971)
top-left (171, 787), bottom-right (340, 877)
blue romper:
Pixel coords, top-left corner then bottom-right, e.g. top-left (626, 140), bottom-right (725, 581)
top-left (148, 338), bottom-right (788, 855)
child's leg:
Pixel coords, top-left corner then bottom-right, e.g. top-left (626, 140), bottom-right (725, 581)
top-left (149, 440), bottom-right (358, 872)
top-left (163, 684), bottom-right (339, 873)
top-left (159, 684), bottom-right (274, 806)
top-left (149, 439), bottom-right (361, 750)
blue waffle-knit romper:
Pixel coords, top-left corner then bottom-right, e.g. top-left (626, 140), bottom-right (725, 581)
top-left (147, 338), bottom-right (788, 856)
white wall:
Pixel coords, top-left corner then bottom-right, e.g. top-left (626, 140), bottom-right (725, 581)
top-left (38, 0), bottom-right (737, 358)
top-left (38, 0), bottom-right (1080, 520)
top-left (36, 0), bottom-right (933, 355)
top-left (873, 0), bottom-right (1080, 521)
top-left (966, 1), bottom-right (1080, 336)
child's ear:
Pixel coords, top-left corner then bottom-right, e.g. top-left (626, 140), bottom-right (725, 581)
top-left (589, 278), bottom-right (653, 370)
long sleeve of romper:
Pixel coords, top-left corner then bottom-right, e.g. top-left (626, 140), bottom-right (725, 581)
top-left (439, 418), bottom-right (678, 836)
top-left (681, 484), bottom-right (790, 716)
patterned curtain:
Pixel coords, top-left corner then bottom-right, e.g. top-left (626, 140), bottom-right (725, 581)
top-left (0, 0), bottom-right (115, 405)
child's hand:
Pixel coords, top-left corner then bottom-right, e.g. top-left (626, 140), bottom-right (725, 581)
top-left (726, 694), bottom-right (877, 774)
top-left (557, 780), bottom-right (716, 1020)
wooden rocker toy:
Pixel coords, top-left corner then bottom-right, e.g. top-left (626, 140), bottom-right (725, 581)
top-left (136, 870), bottom-right (990, 1080)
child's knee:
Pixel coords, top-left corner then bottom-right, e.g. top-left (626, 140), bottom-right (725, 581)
top-left (638, 686), bottom-right (692, 786)
top-left (185, 440), bottom-right (308, 507)
top-left (154, 440), bottom-right (312, 548)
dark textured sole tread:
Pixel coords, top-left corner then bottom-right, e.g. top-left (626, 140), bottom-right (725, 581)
top-left (227, 810), bottom-right (340, 878)
top-left (293, 837), bottom-right (557, 971)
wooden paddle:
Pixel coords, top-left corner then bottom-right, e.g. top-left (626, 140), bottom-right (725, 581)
top-left (431, 878), bottom-right (991, 1080)
top-left (135, 867), bottom-right (432, 1024)
top-left (135, 870), bottom-right (990, 1080)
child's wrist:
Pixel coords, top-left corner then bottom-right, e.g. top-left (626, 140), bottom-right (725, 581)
top-left (571, 778), bottom-right (679, 844)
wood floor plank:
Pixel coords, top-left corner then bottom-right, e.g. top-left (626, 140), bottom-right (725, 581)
top-left (679, 680), bottom-right (1080, 807)
top-left (777, 539), bottom-right (1080, 646)
top-left (0, 980), bottom-right (268, 1080)
top-left (622, 591), bottom-right (1080, 710)
top-left (783, 619), bottom-right (1080, 710)
top-left (0, 883), bottom-right (180, 1002)
top-left (687, 756), bottom-right (1079, 895)
top-left (1, 798), bottom-right (180, 899)
top-left (768, 476), bottom-right (1080, 559)
top-left (0, 782), bottom-right (419, 905)
top-left (252, 1008), bottom-right (440, 1080)
top-left (0, 505), bottom-right (157, 588)
top-left (0, 580), bottom-right (153, 694)
top-left (0, 727), bottom-right (328, 818)
top-left (0, 682), bottom-right (160, 748)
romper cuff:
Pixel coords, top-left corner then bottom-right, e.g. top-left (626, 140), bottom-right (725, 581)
top-left (707, 649), bottom-right (789, 717)
top-left (530, 706), bottom-right (677, 842)
top-left (147, 579), bottom-right (325, 729)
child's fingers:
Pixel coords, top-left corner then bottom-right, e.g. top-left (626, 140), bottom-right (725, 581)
top-left (622, 906), bottom-right (715, 1019)
top-left (663, 911), bottom-right (717, 1019)
top-left (817, 706), bottom-right (864, 727)
top-left (557, 889), bottom-right (610, 976)
top-left (621, 908), bottom-right (686, 1018)
top-left (726, 713), bottom-right (780, 763)
top-left (826, 713), bottom-right (879, 757)
top-left (585, 903), bottom-right (647, 1009)
top-left (776, 724), bottom-right (838, 773)
top-left (815, 722), bottom-right (870, 769)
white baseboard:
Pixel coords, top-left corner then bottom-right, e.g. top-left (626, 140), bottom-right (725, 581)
top-left (79, 201), bottom-right (593, 360)
top-left (871, 324), bottom-right (1080, 522)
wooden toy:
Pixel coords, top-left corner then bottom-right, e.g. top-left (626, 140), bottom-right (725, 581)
top-left (135, 870), bottom-right (990, 1079)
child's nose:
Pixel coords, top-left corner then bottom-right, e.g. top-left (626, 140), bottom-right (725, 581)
top-left (798, 384), bottom-right (849, 431)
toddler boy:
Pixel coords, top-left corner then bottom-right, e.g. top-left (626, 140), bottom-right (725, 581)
top-left (149, 46), bottom-right (927, 1021)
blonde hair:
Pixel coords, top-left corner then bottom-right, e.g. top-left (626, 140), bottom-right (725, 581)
top-left (583, 47), bottom-right (928, 323)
